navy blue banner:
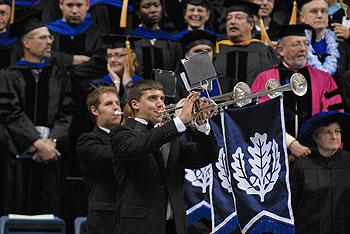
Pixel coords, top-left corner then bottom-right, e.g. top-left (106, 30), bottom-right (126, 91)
top-left (209, 113), bottom-right (239, 233)
top-left (224, 98), bottom-right (294, 233)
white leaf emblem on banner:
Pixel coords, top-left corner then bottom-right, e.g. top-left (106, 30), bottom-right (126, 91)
top-left (231, 133), bottom-right (281, 202)
top-left (185, 165), bottom-right (212, 193)
top-left (215, 148), bottom-right (232, 193)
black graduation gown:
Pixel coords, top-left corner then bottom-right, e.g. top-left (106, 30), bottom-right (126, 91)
top-left (290, 149), bottom-right (350, 234)
top-left (132, 37), bottom-right (183, 79)
top-left (48, 20), bottom-right (108, 174)
top-left (77, 126), bottom-right (118, 234)
top-left (0, 60), bottom-right (72, 216)
top-left (213, 41), bottom-right (279, 93)
top-left (0, 32), bottom-right (18, 70)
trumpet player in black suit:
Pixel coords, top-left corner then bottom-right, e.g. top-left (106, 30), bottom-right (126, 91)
top-left (110, 79), bottom-right (219, 234)
top-left (77, 86), bottom-right (122, 234)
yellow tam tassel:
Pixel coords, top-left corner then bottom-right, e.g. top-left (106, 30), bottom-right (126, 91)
top-left (289, 0), bottom-right (297, 25)
top-left (10, 0), bottom-right (15, 24)
top-left (126, 38), bottom-right (135, 76)
top-left (259, 16), bottom-right (274, 48)
top-left (120, 0), bottom-right (129, 28)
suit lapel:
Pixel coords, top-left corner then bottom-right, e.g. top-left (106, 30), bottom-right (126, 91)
top-left (132, 120), bottom-right (167, 179)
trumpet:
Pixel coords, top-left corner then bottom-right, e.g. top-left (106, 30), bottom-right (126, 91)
top-left (159, 73), bottom-right (307, 122)
top-left (114, 111), bottom-right (124, 117)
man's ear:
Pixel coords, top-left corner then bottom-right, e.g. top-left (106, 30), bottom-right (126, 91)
top-left (249, 21), bottom-right (255, 31)
top-left (300, 12), bottom-right (305, 24)
top-left (59, 0), bottom-right (64, 10)
top-left (90, 105), bottom-right (99, 118)
top-left (22, 38), bottom-right (31, 50)
top-left (131, 100), bottom-right (139, 111)
top-left (278, 45), bottom-right (284, 57)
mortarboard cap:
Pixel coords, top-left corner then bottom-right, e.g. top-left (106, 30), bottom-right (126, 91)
top-left (9, 10), bottom-right (44, 39)
top-left (101, 34), bottom-right (140, 49)
top-left (297, 0), bottom-right (315, 11)
top-left (224, 0), bottom-right (260, 17)
top-left (276, 24), bottom-right (316, 44)
top-left (182, 30), bottom-right (217, 52)
top-left (276, 24), bottom-right (313, 39)
top-left (183, 0), bottom-right (210, 9)
top-left (0, 0), bottom-right (10, 5)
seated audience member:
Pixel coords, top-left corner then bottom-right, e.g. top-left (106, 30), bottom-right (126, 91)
top-left (90, 34), bottom-right (143, 108)
top-left (128, 0), bottom-right (183, 79)
top-left (290, 111), bottom-right (350, 234)
top-left (300, 0), bottom-right (350, 111)
top-left (46, 0), bottom-right (109, 176)
top-left (251, 24), bottom-right (343, 159)
top-left (252, 0), bottom-right (280, 42)
top-left (46, 0), bottom-right (108, 67)
top-left (110, 80), bottom-right (218, 234)
top-left (0, 1), bottom-right (17, 69)
top-left (77, 86), bottom-right (122, 234)
top-left (214, 0), bottom-right (279, 94)
top-left (174, 0), bottom-right (218, 39)
top-left (0, 10), bottom-right (72, 216)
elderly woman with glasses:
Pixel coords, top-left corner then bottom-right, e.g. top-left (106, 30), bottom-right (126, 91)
top-left (290, 110), bottom-right (350, 234)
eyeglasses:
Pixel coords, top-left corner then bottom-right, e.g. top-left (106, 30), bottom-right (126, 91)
top-left (291, 41), bottom-right (309, 49)
top-left (106, 53), bottom-right (127, 59)
top-left (26, 35), bottom-right (54, 42)
top-left (321, 129), bottom-right (342, 137)
top-left (308, 8), bottom-right (328, 16)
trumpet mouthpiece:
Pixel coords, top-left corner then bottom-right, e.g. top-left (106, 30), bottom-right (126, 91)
top-left (114, 111), bottom-right (124, 117)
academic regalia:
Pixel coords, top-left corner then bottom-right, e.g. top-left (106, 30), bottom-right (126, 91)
top-left (129, 26), bottom-right (183, 79)
top-left (290, 149), bottom-right (350, 234)
top-left (0, 60), bottom-right (72, 216)
top-left (252, 19), bottom-right (280, 42)
top-left (174, 29), bottom-right (219, 39)
top-left (89, 0), bottom-right (135, 34)
top-left (328, 3), bottom-right (349, 25)
top-left (251, 63), bottom-right (343, 137)
top-left (46, 18), bottom-right (107, 57)
top-left (47, 18), bottom-right (108, 175)
top-left (0, 31), bottom-right (17, 69)
top-left (213, 41), bottom-right (278, 92)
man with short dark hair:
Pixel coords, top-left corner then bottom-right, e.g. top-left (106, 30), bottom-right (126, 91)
top-left (110, 79), bottom-right (218, 234)
top-left (214, 0), bottom-right (278, 94)
top-left (0, 11), bottom-right (72, 215)
top-left (77, 86), bottom-right (121, 234)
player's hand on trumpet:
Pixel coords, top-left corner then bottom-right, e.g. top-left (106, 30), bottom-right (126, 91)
top-left (178, 92), bottom-right (201, 124)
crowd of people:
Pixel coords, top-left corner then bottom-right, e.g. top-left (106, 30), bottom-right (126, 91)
top-left (0, 0), bottom-right (350, 233)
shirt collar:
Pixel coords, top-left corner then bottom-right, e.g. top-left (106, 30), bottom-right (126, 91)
top-left (98, 126), bottom-right (111, 134)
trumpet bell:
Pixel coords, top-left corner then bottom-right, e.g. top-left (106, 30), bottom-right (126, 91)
top-left (290, 73), bottom-right (307, 96)
top-left (266, 79), bottom-right (281, 99)
top-left (233, 82), bottom-right (252, 107)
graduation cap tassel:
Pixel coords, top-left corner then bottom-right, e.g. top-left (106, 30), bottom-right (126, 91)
top-left (10, 0), bottom-right (15, 24)
top-left (289, 0), bottom-right (297, 25)
top-left (126, 38), bottom-right (135, 76)
top-left (339, 0), bottom-right (348, 16)
top-left (259, 16), bottom-right (274, 48)
top-left (120, 0), bottom-right (129, 28)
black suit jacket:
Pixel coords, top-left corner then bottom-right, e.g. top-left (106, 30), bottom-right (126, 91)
top-left (110, 119), bottom-right (218, 234)
top-left (77, 126), bottom-right (118, 234)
